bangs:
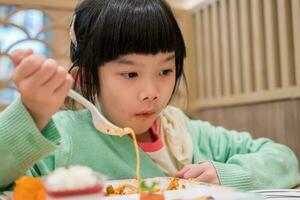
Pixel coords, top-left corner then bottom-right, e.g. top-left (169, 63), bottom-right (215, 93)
top-left (88, 0), bottom-right (185, 65)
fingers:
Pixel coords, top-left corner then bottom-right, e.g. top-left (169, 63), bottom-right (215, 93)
top-left (12, 54), bottom-right (73, 99)
top-left (176, 164), bottom-right (193, 178)
top-left (182, 165), bottom-right (205, 179)
top-left (10, 49), bottom-right (33, 66)
top-left (10, 52), bottom-right (74, 131)
top-left (29, 59), bottom-right (58, 85)
top-left (178, 162), bottom-right (220, 185)
top-left (12, 55), bottom-right (46, 82)
top-left (195, 171), bottom-right (212, 182)
top-left (176, 162), bottom-right (219, 185)
top-left (43, 67), bottom-right (69, 93)
top-left (53, 74), bottom-right (74, 98)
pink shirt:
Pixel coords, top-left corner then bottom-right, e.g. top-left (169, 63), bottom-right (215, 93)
top-left (138, 121), bottom-right (163, 152)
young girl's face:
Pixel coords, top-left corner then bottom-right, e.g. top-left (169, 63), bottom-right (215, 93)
top-left (98, 52), bottom-right (176, 134)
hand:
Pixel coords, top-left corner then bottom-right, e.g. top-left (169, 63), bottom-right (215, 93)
top-left (11, 49), bottom-right (74, 130)
top-left (176, 162), bottom-right (220, 185)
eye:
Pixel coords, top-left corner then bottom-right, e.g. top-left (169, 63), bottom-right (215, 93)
top-left (159, 69), bottom-right (173, 76)
top-left (121, 72), bottom-right (138, 78)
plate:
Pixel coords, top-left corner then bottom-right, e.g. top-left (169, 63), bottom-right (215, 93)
top-left (102, 177), bottom-right (263, 200)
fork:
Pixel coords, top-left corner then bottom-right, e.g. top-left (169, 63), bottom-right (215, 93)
top-left (68, 89), bottom-right (129, 136)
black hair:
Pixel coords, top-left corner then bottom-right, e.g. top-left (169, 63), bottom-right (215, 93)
top-left (69, 0), bottom-right (186, 104)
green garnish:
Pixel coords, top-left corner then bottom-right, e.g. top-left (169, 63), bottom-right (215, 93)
top-left (139, 180), bottom-right (158, 192)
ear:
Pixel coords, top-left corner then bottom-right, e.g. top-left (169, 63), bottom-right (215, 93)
top-left (69, 66), bottom-right (81, 85)
top-left (70, 66), bottom-right (78, 79)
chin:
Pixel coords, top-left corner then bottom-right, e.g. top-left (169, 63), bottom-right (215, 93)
top-left (123, 116), bottom-right (157, 134)
top-left (130, 125), bottom-right (152, 135)
top-left (133, 126), bottom-right (151, 135)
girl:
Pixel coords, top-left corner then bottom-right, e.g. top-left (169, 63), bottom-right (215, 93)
top-left (1, 0), bottom-right (299, 192)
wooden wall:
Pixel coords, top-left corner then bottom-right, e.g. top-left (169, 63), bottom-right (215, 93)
top-left (191, 99), bottom-right (300, 160)
top-left (171, 0), bottom-right (300, 160)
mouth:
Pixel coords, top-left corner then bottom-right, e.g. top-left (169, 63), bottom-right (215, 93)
top-left (135, 110), bottom-right (156, 117)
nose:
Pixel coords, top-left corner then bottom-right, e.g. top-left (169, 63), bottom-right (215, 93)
top-left (138, 83), bottom-right (159, 102)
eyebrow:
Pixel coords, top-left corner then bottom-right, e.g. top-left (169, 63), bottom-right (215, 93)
top-left (115, 54), bottom-right (175, 66)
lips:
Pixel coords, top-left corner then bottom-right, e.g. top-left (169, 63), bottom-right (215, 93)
top-left (135, 110), bottom-right (155, 116)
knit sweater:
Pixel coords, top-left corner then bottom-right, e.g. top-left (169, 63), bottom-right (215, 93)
top-left (0, 97), bottom-right (299, 192)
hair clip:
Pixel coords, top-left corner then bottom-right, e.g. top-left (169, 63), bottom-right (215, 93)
top-left (69, 15), bottom-right (78, 47)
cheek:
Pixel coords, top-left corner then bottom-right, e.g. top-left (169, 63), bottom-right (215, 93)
top-left (100, 73), bottom-right (131, 101)
top-left (161, 78), bottom-right (176, 100)
top-left (99, 92), bottom-right (132, 127)
top-left (98, 69), bottom-right (137, 126)
top-left (100, 81), bottom-right (134, 116)
top-left (101, 86), bottom-right (130, 109)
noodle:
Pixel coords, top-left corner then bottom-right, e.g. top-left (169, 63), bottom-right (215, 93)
top-left (105, 127), bottom-right (141, 196)
top-left (124, 128), bottom-right (141, 183)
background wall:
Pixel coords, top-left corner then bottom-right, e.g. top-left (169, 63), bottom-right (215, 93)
top-left (168, 0), bottom-right (300, 160)
top-left (191, 99), bottom-right (300, 160)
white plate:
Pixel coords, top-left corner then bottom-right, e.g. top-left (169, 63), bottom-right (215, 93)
top-left (103, 177), bottom-right (264, 200)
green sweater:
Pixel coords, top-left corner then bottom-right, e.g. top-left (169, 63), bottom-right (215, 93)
top-left (0, 97), bottom-right (299, 192)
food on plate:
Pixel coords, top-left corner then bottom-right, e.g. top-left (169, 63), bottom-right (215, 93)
top-left (166, 177), bottom-right (180, 190)
top-left (106, 183), bottom-right (139, 195)
top-left (105, 177), bottom-right (190, 196)
top-left (44, 165), bottom-right (105, 198)
top-left (139, 181), bottom-right (164, 200)
top-left (13, 176), bottom-right (46, 200)
top-left (104, 177), bottom-right (217, 199)
top-left (106, 180), bottom-right (165, 199)
top-left (139, 180), bottom-right (160, 193)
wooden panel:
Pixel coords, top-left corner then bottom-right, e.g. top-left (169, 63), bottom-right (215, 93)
top-left (220, 0), bottom-right (231, 96)
top-left (229, 0), bottom-right (241, 94)
top-left (264, 0), bottom-right (280, 89)
top-left (0, 83), bottom-right (8, 111)
top-left (292, 0), bottom-right (300, 85)
top-left (195, 11), bottom-right (206, 99)
top-left (211, 2), bottom-right (222, 98)
top-left (170, 10), bottom-right (197, 109)
top-left (251, 0), bottom-right (266, 91)
top-left (239, 0), bottom-right (253, 94)
top-left (192, 86), bottom-right (300, 109)
top-left (0, 0), bottom-right (76, 10)
top-left (179, 12), bottom-right (199, 106)
top-left (277, 0), bottom-right (295, 87)
top-left (166, 0), bottom-right (216, 11)
top-left (167, 0), bottom-right (300, 110)
top-left (0, 104), bottom-right (6, 111)
top-left (43, 9), bottom-right (73, 67)
top-left (203, 5), bottom-right (213, 98)
top-left (283, 100), bottom-right (300, 158)
top-left (192, 99), bottom-right (300, 160)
